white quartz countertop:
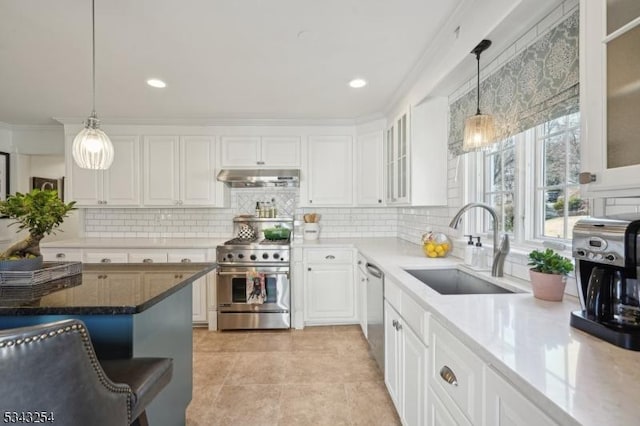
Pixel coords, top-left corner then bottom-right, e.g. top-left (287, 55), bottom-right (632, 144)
top-left (42, 236), bottom-right (639, 424)
top-left (344, 238), bottom-right (638, 426)
top-left (41, 237), bottom-right (227, 249)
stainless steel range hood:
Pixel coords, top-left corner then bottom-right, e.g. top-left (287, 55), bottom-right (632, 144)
top-left (217, 169), bottom-right (300, 188)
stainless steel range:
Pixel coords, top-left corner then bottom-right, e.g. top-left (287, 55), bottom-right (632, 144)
top-left (216, 216), bottom-right (293, 330)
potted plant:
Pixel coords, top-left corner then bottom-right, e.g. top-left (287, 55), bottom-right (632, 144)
top-left (0, 189), bottom-right (76, 271)
top-left (527, 248), bottom-right (574, 301)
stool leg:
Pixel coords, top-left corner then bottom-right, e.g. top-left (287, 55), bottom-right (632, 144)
top-left (132, 411), bottom-right (149, 426)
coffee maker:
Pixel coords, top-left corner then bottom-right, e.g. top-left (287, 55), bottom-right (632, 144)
top-left (571, 214), bottom-right (640, 350)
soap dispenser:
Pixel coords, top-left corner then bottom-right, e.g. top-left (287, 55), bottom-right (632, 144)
top-left (464, 235), bottom-right (475, 265)
top-left (473, 237), bottom-right (488, 269)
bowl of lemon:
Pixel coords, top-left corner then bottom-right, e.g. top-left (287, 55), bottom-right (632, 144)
top-left (421, 232), bottom-right (451, 258)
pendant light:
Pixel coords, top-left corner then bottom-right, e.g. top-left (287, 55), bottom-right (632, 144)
top-left (72, 0), bottom-right (114, 170)
top-left (463, 39), bottom-right (496, 152)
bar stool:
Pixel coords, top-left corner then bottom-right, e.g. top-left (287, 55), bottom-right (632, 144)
top-left (0, 319), bottom-right (172, 426)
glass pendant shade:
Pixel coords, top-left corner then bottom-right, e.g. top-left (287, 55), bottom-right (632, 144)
top-left (463, 113), bottom-right (496, 152)
top-left (72, 112), bottom-right (114, 170)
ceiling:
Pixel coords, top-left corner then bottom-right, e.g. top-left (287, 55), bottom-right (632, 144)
top-left (0, 0), bottom-right (466, 125)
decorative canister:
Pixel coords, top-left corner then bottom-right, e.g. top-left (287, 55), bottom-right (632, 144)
top-left (303, 223), bottom-right (320, 241)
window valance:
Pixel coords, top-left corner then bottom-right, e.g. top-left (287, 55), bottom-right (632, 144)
top-left (448, 10), bottom-right (579, 157)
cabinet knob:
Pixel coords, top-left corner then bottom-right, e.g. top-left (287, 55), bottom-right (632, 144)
top-left (378, 199), bottom-right (382, 203)
top-left (56, 253), bottom-right (66, 259)
top-left (325, 255), bottom-right (335, 260)
top-left (307, 267), bottom-right (312, 271)
top-left (439, 366), bottom-right (458, 386)
top-left (142, 258), bottom-right (153, 263)
top-left (103, 200), bottom-right (107, 205)
top-left (101, 258), bottom-right (112, 263)
top-left (181, 258), bottom-right (192, 263)
top-left (392, 319), bottom-right (398, 328)
top-left (309, 200), bottom-right (312, 203)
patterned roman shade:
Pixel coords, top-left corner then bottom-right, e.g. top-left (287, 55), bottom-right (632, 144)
top-left (448, 10), bottom-right (579, 157)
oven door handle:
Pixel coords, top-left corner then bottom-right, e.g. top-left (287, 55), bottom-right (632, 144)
top-left (217, 271), bottom-right (290, 276)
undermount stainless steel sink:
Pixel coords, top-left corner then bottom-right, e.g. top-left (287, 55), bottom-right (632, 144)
top-left (404, 268), bottom-right (517, 295)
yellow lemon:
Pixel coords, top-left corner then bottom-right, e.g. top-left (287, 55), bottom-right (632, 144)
top-left (427, 251), bottom-right (438, 258)
top-left (426, 243), bottom-right (435, 252)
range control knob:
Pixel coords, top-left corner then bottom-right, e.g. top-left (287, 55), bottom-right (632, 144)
top-left (273, 253), bottom-right (280, 260)
top-left (576, 249), bottom-right (586, 257)
top-left (605, 254), bottom-right (616, 262)
top-left (238, 253), bottom-right (244, 259)
top-left (262, 253), bottom-right (269, 260)
top-left (250, 254), bottom-right (257, 261)
top-left (226, 253), bottom-right (233, 259)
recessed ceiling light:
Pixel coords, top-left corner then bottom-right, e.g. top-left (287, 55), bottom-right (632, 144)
top-left (348, 78), bottom-right (367, 88)
top-left (146, 79), bottom-right (166, 88)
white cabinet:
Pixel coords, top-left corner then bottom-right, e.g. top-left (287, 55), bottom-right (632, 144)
top-left (304, 135), bottom-right (353, 206)
top-left (220, 136), bottom-right (300, 168)
top-left (83, 251), bottom-right (129, 264)
top-left (384, 300), bottom-right (428, 426)
top-left (143, 136), bottom-right (220, 206)
top-left (485, 366), bottom-right (557, 426)
top-left (356, 131), bottom-right (385, 206)
top-left (303, 248), bottom-right (356, 324)
top-left (429, 317), bottom-right (483, 426)
top-left (357, 255), bottom-right (368, 338)
top-left (41, 248), bottom-right (82, 262)
top-left (580, 0), bottom-right (640, 196)
top-left (67, 135), bottom-right (141, 207)
top-left (168, 252), bottom-right (208, 323)
top-left (386, 98), bottom-right (448, 206)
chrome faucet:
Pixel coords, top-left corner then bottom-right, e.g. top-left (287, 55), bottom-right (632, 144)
top-left (449, 203), bottom-right (510, 277)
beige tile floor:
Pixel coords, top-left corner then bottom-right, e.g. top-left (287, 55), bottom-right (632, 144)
top-left (186, 325), bottom-right (401, 426)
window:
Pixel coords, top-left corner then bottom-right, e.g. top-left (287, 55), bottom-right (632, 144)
top-left (474, 112), bottom-right (588, 246)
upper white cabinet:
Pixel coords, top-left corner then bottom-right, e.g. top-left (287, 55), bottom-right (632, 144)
top-left (581, 0), bottom-right (640, 196)
top-left (304, 135), bottom-right (353, 206)
top-left (386, 98), bottom-right (448, 206)
top-left (220, 136), bottom-right (300, 168)
top-left (143, 136), bottom-right (220, 206)
top-left (67, 135), bottom-right (141, 207)
top-left (356, 131), bottom-right (385, 206)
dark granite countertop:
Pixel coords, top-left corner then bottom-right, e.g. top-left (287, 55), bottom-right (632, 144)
top-left (0, 263), bottom-right (216, 315)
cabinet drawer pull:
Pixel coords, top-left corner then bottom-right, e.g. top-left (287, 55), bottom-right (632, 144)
top-left (142, 258), bottom-right (153, 263)
top-left (257, 161), bottom-right (265, 165)
top-left (181, 258), bottom-right (192, 263)
top-left (56, 253), bottom-right (66, 259)
top-left (101, 258), bottom-right (112, 263)
top-left (439, 366), bottom-right (458, 386)
top-left (325, 255), bottom-right (335, 260)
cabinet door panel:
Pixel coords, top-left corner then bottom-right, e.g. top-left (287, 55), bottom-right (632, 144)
top-left (402, 324), bottom-right (427, 426)
top-left (384, 301), bottom-right (401, 412)
top-left (180, 136), bottom-right (216, 206)
top-left (168, 252), bottom-right (208, 323)
top-left (307, 136), bottom-right (353, 205)
top-left (356, 131), bottom-right (384, 206)
top-left (261, 136), bottom-right (300, 167)
top-left (220, 136), bottom-right (260, 167)
top-left (143, 136), bottom-right (180, 206)
top-left (103, 136), bottom-right (140, 206)
top-left (427, 386), bottom-right (471, 426)
top-left (304, 264), bottom-right (355, 321)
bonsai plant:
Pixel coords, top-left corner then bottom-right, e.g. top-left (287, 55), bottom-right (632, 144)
top-left (528, 248), bottom-right (574, 301)
top-left (0, 189), bottom-right (75, 270)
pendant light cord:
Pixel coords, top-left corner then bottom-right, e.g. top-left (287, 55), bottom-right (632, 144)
top-left (475, 51), bottom-right (481, 115)
top-left (91, 0), bottom-right (96, 114)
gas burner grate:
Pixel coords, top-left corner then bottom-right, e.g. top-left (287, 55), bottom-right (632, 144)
top-left (224, 238), bottom-right (257, 245)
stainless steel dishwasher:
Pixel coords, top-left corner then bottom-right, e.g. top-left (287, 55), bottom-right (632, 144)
top-left (365, 262), bottom-right (384, 373)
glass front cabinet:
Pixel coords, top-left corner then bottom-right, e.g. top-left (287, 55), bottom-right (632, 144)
top-left (385, 110), bottom-right (410, 204)
top-left (581, 0), bottom-right (640, 196)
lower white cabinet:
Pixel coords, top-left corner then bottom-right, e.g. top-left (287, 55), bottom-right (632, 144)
top-left (42, 247), bottom-right (210, 324)
top-left (429, 318), bottom-right (483, 425)
top-left (303, 248), bottom-right (356, 324)
top-left (484, 367), bottom-right (556, 426)
top-left (384, 300), bottom-right (428, 426)
top-left (357, 255), bottom-right (368, 338)
top-left (427, 386), bottom-right (470, 426)
top-left (168, 252), bottom-right (208, 323)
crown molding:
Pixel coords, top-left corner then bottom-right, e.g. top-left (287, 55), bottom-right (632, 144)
top-left (53, 116), bottom-right (358, 127)
top-left (10, 124), bottom-right (63, 131)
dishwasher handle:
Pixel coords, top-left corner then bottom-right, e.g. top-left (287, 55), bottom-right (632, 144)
top-left (365, 263), bottom-right (383, 279)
